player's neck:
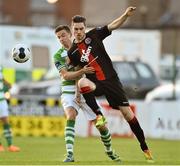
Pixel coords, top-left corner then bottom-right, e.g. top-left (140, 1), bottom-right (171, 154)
top-left (63, 42), bottom-right (72, 50)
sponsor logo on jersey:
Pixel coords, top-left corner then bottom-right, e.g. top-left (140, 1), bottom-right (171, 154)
top-left (80, 46), bottom-right (92, 62)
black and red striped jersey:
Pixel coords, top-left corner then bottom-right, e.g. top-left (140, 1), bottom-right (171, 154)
top-left (68, 25), bottom-right (118, 82)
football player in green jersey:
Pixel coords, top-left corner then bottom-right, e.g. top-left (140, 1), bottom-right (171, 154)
top-left (54, 25), bottom-right (120, 162)
top-left (0, 66), bottom-right (20, 152)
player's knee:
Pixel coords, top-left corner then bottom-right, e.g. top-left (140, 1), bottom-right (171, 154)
top-left (65, 108), bottom-right (77, 120)
top-left (119, 106), bottom-right (134, 121)
top-left (66, 113), bottom-right (76, 120)
top-left (78, 78), bottom-right (96, 94)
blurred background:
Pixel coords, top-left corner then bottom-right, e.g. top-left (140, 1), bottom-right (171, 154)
top-left (0, 0), bottom-right (180, 140)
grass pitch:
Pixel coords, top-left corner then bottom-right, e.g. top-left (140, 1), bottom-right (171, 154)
top-left (0, 136), bottom-right (179, 165)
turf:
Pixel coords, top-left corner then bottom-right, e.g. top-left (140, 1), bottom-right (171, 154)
top-left (0, 137), bottom-right (179, 165)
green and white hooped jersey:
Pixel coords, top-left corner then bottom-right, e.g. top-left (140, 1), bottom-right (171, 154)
top-left (54, 47), bottom-right (76, 94)
top-left (0, 66), bottom-right (5, 101)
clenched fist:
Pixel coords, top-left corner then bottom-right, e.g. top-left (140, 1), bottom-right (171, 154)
top-left (125, 6), bottom-right (136, 17)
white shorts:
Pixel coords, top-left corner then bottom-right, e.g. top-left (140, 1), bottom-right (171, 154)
top-left (0, 100), bottom-right (9, 118)
top-left (61, 94), bottom-right (96, 121)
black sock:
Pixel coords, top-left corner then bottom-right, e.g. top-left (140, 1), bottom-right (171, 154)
top-left (128, 116), bottom-right (148, 151)
top-left (82, 92), bottom-right (103, 116)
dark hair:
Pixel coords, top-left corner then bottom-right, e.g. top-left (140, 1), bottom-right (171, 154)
top-left (72, 15), bottom-right (86, 25)
top-left (55, 25), bottom-right (71, 34)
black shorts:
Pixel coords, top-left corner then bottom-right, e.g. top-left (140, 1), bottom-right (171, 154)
top-left (94, 76), bottom-right (129, 109)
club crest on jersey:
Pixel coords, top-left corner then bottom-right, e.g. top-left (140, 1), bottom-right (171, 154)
top-left (85, 37), bottom-right (92, 44)
top-left (80, 46), bottom-right (92, 62)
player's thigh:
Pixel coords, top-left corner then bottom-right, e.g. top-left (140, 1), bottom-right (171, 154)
top-left (78, 77), bottom-right (96, 91)
top-left (118, 106), bottom-right (134, 121)
top-left (0, 100), bottom-right (9, 118)
top-left (61, 94), bottom-right (79, 115)
top-left (78, 77), bottom-right (103, 96)
top-left (104, 78), bottom-right (129, 108)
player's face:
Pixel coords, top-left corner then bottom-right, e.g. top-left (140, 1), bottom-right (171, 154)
top-left (56, 30), bottom-right (71, 48)
top-left (72, 22), bottom-right (86, 42)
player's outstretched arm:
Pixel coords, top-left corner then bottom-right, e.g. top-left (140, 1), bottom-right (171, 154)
top-left (108, 6), bottom-right (136, 31)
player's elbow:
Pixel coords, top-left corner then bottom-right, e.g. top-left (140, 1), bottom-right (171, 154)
top-left (108, 23), bottom-right (117, 31)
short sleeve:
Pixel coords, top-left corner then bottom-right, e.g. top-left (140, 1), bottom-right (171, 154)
top-left (53, 49), bottom-right (66, 71)
top-left (93, 25), bottom-right (112, 40)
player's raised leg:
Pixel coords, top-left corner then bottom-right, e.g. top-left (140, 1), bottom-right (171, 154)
top-left (78, 77), bottom-right (107, 127)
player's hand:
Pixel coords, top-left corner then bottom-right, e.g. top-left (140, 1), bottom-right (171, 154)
top-left (125, 6), bottom-right (136, 16)
top-left (82, 65), bottom-right (95, 74)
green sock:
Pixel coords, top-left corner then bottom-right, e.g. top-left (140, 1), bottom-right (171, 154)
top-left (65, 120), bottom-right (75, 156)
top-left (100, 128), bottom-right (112, 152)
top-left (3, 123), bottom-right (12, 146)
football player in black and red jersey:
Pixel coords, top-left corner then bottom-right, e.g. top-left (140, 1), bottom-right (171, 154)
top-left (68, 6), bottom-right (154, 162)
